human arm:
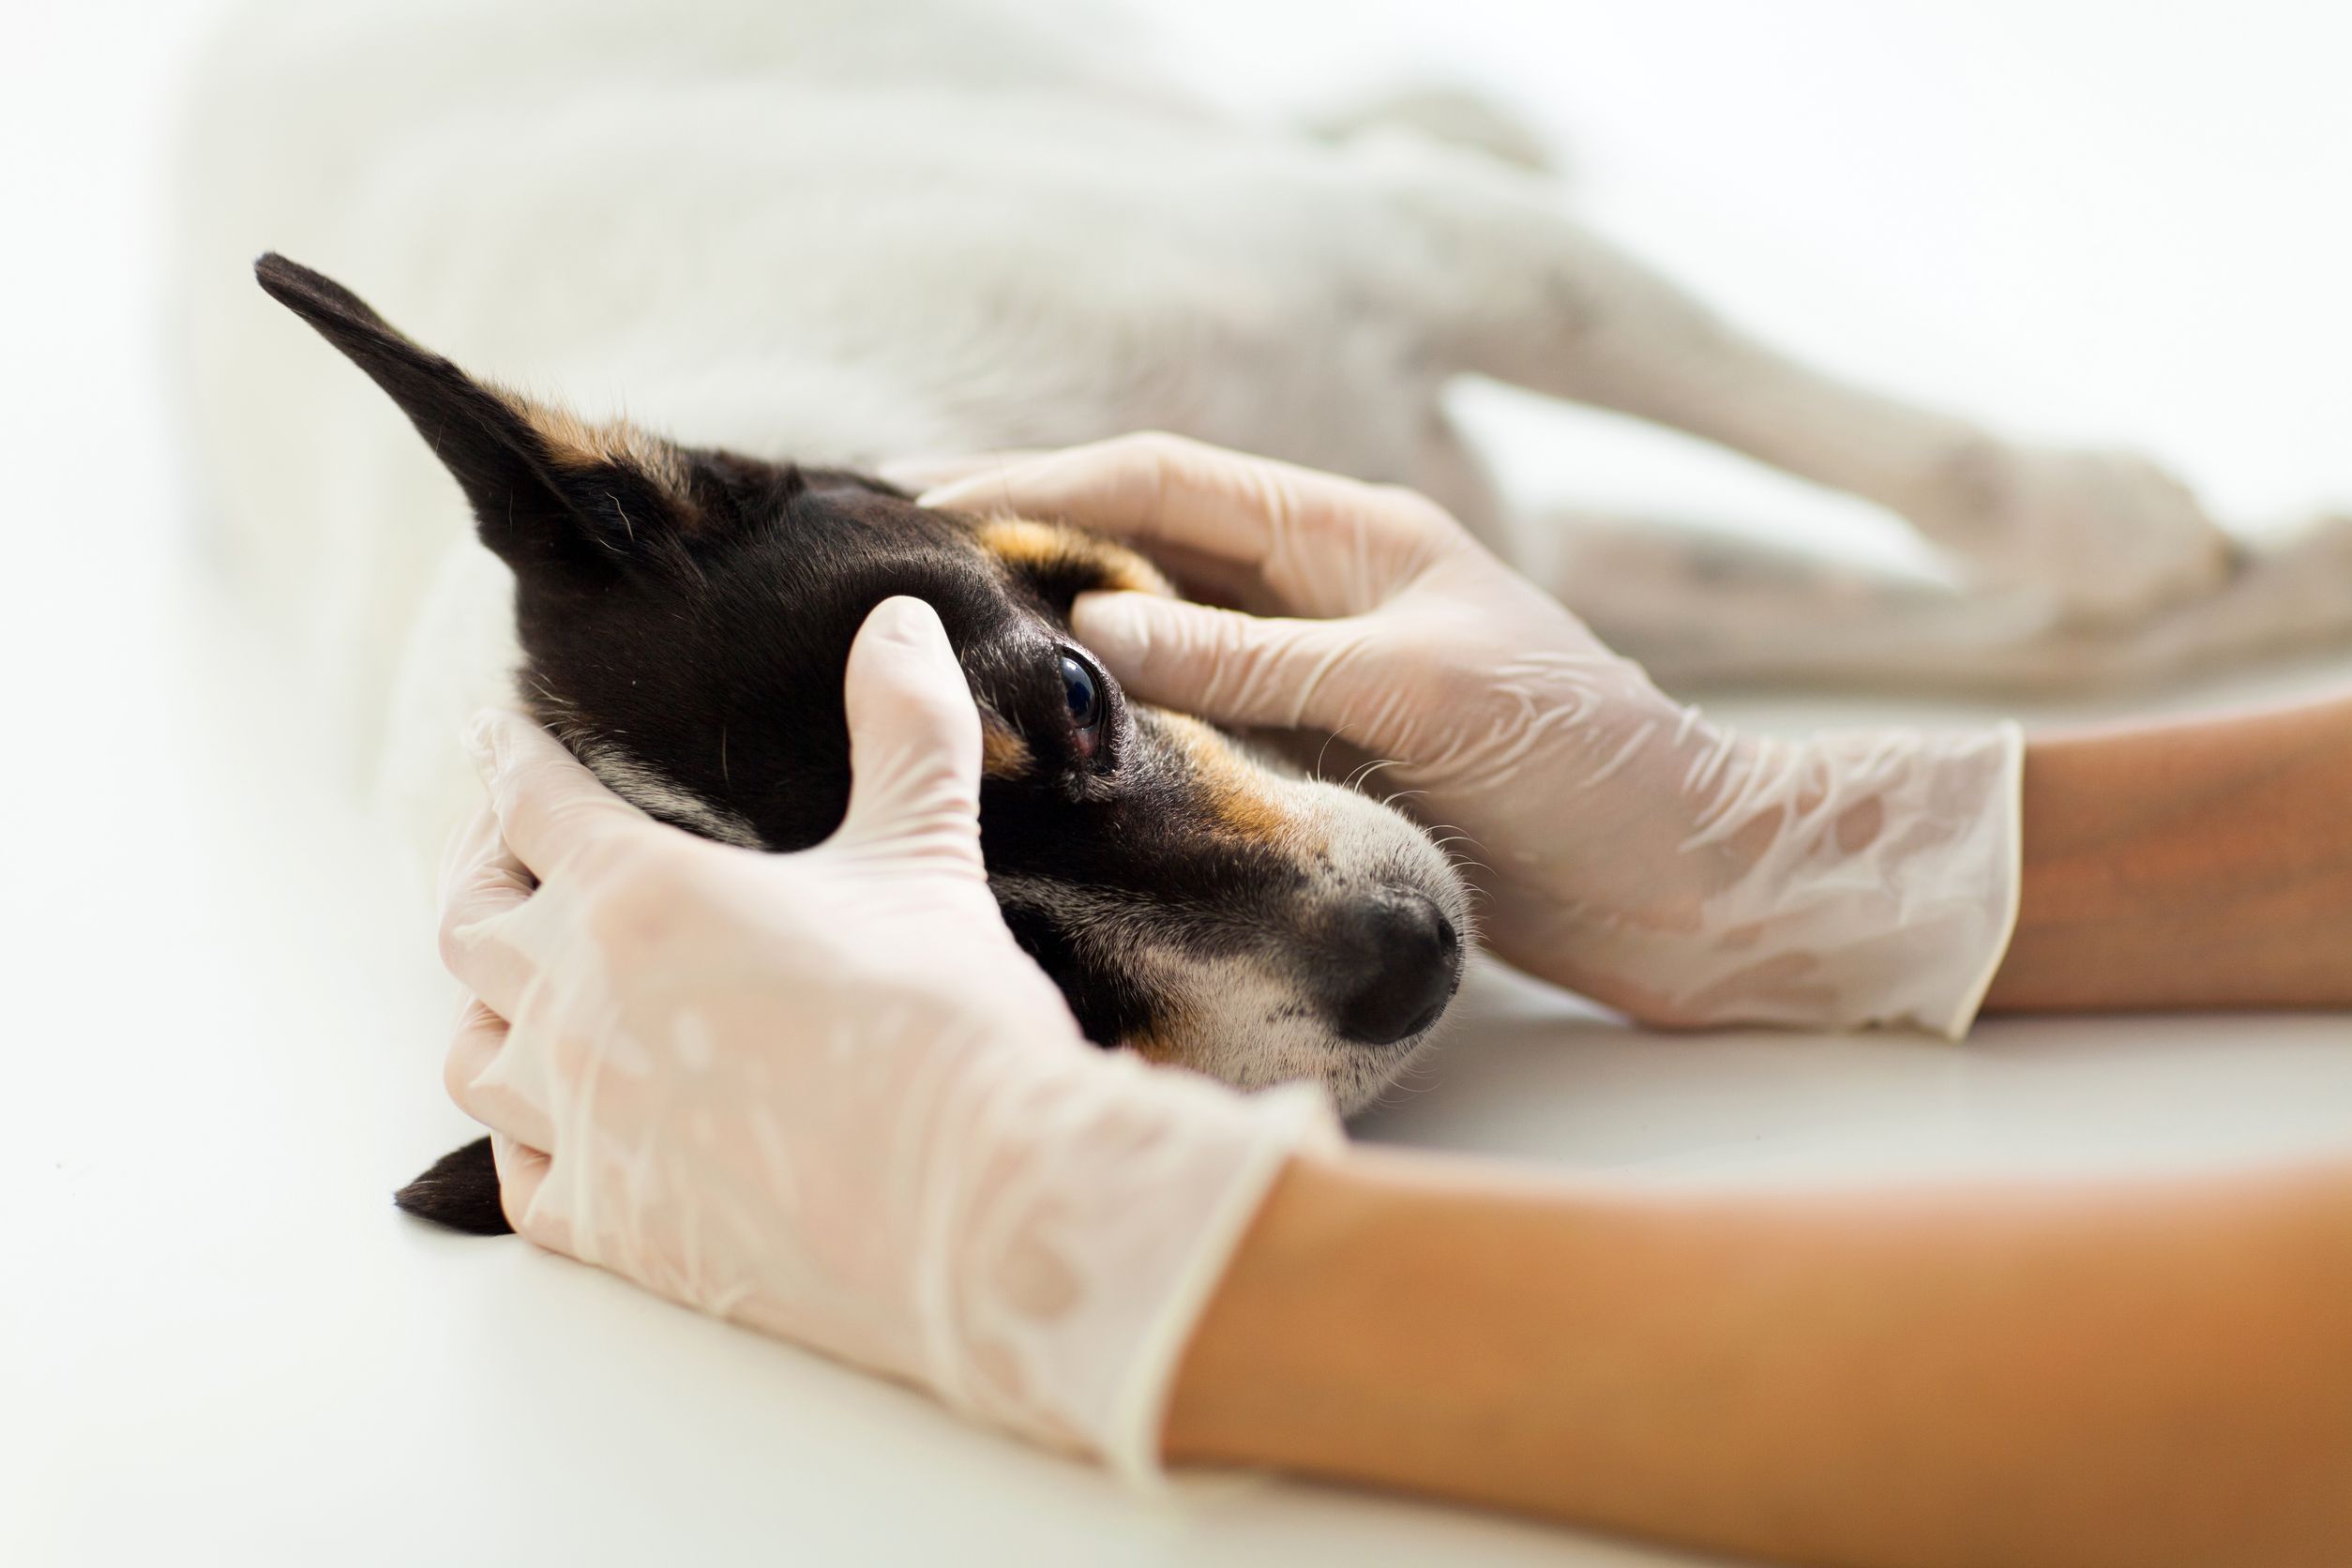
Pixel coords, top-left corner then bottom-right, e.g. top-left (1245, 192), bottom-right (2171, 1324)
top-left (918, 434), bottom-right (2352, 1021)
top-left (1166, 1145), bottom-right (2352, 1568)
top-left (1985, 690), bottom-right (2352, 1011)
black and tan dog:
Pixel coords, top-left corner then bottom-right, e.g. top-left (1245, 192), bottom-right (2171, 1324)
top-left (255, 256), bottom-right (1470, 1232)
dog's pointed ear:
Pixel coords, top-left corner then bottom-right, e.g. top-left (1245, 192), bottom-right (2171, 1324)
top-left (254, 252), bottom-right (699, 580)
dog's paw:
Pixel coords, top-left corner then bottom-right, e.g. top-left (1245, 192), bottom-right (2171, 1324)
top-left (2179, 508), bottom-right (2352, 649)
top-left (2030, 508), bottom-right (2352, 684)
top-left (1907, 442), bottom-right (2236, 626)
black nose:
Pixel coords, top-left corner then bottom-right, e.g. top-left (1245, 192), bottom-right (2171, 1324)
top-left (1321, 891), bottom-right (1462, 1047)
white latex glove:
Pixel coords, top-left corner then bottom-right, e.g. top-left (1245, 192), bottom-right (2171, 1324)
top-left (438, 596), bottom-right (1337, 1481)
top-left (922, 436), bottom-right (2025, 1037)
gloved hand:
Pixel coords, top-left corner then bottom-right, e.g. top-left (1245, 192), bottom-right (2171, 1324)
top-left (438, 596), bottom-right (1336, 1481)
top-left (922, 436), bottom-right (2024, 1037)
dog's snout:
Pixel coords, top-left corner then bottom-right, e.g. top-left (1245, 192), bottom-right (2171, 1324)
top-left (1322, 890), bottom-right (1462, 1047)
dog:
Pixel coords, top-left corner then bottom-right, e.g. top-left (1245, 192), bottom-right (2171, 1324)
top-left (174, 1), bottom-right (2352, 1222)
top-left (175, 0), bottom-right (2352, 722)
top-left (253, 254), bottom-right (1471, 1230)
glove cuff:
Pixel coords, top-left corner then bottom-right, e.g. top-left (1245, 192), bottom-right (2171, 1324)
top-left (927, 1057), bottom-right (1343, 1483)
top-left (1632, 718), bottom-right (2028, 1036)
top-left (1102, 1078), bottom-right (1342, 1485)
top-left (1741, 718), bottom-right (2028, 1036)
top-left (1924, 719), bottom-right (2025, 1038)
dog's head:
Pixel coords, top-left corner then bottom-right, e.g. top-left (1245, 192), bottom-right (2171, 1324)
top-left (258, 254), bottom-right (1467, 1112)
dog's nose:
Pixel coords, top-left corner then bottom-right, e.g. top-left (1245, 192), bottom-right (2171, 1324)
top-left (1323, 891), bottom-right (1462, 1047)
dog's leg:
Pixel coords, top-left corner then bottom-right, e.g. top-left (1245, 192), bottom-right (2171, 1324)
top-left (1539, 505), bottom-right (2352, 696)
top-left (1373, 147), bottom-right (2233, 622)
top-left (1303, 83), bottom-right (1560, 176)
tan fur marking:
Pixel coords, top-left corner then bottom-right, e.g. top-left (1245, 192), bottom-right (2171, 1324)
top-left (1121, 1018), bottom-right (1187, 1065)
top-left (505, 389), bottom-right (692, 495)
top-left (973, 516), bottom-right (1173, 596)
top-left (1155, 710), bottom-right (1298, 846)
top-left (981, 717), bottom-right (1033, 779)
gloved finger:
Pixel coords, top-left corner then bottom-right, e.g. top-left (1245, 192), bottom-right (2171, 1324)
top-left (435, 787), bottom-right (510, 909)
top-left (467, 708), bottom-right (661, 882)
top-left (919, 432), bottom-right (1450, 617)
top-left (1070, 590), bottom-right (1368, 733)
top-left (1120, 535), bottom-right (1265, 611)
top-left (442, 996), bottom-right (560, 1155)
top-left (490, 1132), bottom-right (555, 1244)
top-left (830, 596), bottom-right (987, 872)
top-left (436, 804), bottom-right (540, 1021)
top-left (879, 448), bottom-right (1047, 494)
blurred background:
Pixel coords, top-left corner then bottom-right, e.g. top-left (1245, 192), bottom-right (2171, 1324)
top-left (8, 3), bottom-right (2350, 1563)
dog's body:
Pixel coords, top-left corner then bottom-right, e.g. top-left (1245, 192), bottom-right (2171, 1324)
top-left (176, 0), bottom-right (2352, 761)
top-left (176, 1), bottom-right (2352, 1158)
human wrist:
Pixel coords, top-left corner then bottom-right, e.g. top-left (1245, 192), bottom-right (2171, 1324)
top-left (1783, 720), bottom-right (2025, 1035)
top-left (931, 1053), bottom-right (1342, 1482)
top-left (1523, 717), bottom-right (2025, 1035)
top-left (1159, 1140), bottom-right (1367, 1470)
top-left (1713, 720), bottom-right (2024, 1035)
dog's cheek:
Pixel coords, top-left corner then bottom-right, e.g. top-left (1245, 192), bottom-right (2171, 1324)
top-left (994, 895), bottom-right (1161, 1050)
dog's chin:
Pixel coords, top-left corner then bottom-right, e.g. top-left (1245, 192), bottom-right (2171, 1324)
top-left (1132, 1011), bottom-right (1446, 1117)
top-left (1304, 1032), bottom-right (1449, 1120)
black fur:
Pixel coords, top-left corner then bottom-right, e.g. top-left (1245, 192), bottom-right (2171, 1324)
top-left (254, 253), bottom-right (686, 581)
top-left (393, 1137), bottom-right (511, 1235)
top-left (259, 255), bottom-right (1450, 1238)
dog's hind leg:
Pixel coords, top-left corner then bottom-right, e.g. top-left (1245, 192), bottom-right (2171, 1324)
top-left (1538, 505), bottom-right (2352, 697)
top-left (1303, 83), bottom-right (1560, 176)
top-left (1367, 145), bottom-right (2235, 626)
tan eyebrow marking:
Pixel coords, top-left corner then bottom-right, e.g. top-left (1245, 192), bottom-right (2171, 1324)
top-left (972, 516), bottom-right (1174, 596)
top-left (981, 714), bottom-right (1033, 779)
top-left (1153, 710), bottom-right (1300, 847)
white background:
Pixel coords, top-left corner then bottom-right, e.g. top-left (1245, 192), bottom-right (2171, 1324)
top-left (7, 3), bottom-right (2352, 1564)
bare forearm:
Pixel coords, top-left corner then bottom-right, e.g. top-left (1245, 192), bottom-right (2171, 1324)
top-left (1988, 690), bottom-right (2352, 1012)
top-left (1166, 1148), bottom-right (2352, 1568)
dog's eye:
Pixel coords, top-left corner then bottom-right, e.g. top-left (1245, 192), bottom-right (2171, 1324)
top-left (1059, 652), bottom-right (1106, 757)
top-left (1059, 653), bottom-right (1102, 726)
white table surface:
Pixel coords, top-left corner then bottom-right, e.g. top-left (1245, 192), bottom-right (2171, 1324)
top-left (9, 3), bottom-right (2352, 1563)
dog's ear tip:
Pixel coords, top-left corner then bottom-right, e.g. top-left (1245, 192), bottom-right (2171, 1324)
top-left (251, 249), bottom-right (304, 294)
top-left (392, 1136), bottom-right (515, 1236)
top-left (252, 251), bottom-right (328, 316)
top-left (252, 251), bottom-right (379, 328)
